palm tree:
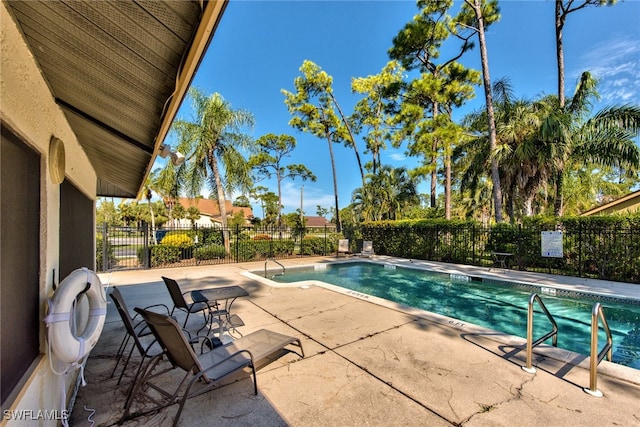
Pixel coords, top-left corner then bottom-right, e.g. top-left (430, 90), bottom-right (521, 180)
top-left (139, 169), bottom-right (166, 243)
top-left (540, 72), bottom-right (640, 215)
top-left (490, 80), bottom-right (552, 220)
top-left (351, 166), bottom-right (419, 222)
top-left (171, 88), bottom-right (254, 251)
top-left (351, 184), bottom-right (378, 222)
top-left (459, 73), bottom-right (640, 219)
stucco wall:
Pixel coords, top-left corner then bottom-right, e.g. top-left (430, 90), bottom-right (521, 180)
top-left (1, 2), bottom-right (97, 425)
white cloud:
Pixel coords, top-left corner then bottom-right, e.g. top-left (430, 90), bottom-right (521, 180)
top-left (389, 152), bottom-right (406, 162)
top-left (277, 181), bottom-right (334, 214)
top-left (575, 36), bottom-right (640, 105)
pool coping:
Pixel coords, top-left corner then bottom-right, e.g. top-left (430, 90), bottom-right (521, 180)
top-left (243, 256), bottom-right (640, 386)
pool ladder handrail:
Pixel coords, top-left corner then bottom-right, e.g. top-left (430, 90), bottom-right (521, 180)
top-left (522, 293), bottom-right (558, 374)
top-left (584, 302), bottom-right (612, 397)
top-left (265, 258), bottom-right (285, 279)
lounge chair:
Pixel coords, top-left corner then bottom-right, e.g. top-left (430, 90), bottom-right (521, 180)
top-left (338, 239), bottom-right (351, 257)
top-left (360, 240), bottom-right (374, 257)
top-left (122, 308), bottom-right (304, 426)
top-left (109, 287), bottom-right (166, 385)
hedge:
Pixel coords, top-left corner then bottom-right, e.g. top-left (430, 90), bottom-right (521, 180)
top-left (361, 215), bottom-right (640, 283)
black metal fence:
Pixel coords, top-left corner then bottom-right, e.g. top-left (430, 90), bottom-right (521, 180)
top-left (362, 220), bottom-right (640, 284)
top-left (96, 223), bottom-right (341, 272)
top-left (97, 219), bottom-right (640, 284)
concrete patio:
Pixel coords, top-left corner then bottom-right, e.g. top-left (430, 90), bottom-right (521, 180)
top-left (69, 257), bottom-right (640, 426)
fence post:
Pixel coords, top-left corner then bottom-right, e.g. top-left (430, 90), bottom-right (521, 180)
top-left (518, 223), bottom-right (523, 270)
top-left (102, 222), bottom-right (108, 272)
top-left (471, 224), bottom-right (476, 264)
top-left (143, 222), bottom-right (150, 268)
top-left (324, 225), bottom-right (328, 256)
top-left (235, 225), bottom-right (239, 262)
top-left (578, 221), bottom-right (583, 278)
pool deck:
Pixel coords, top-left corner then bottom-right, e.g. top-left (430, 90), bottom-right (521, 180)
top-left (70, 256), bottom-right (640, 426)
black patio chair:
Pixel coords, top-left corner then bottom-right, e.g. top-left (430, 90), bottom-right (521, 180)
top-left (109, 287), bottom-right (166, 385)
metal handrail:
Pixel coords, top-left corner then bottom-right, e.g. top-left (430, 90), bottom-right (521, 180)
top-left (584, 302), bottom-right (613, 397)
top-left (522, 293), bottom-right (559, 374)
top-left (264, 258), bottom-right (285, 278)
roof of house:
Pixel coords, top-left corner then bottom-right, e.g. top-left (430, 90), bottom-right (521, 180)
top-left (5, 1), bottom-right (227, 198)
top-left (178, 198), bottom-right (253, 219)
top-left (581, 190), bottom-right (640, 216)
top-left (305, 216), bottom-right (335, 227)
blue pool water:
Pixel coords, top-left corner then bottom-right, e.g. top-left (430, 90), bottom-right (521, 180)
top-left (270, 262), bottom-right (640, 369)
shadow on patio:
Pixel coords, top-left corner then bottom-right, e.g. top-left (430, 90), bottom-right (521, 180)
top-left (69, 261), bottom-right (640, 426)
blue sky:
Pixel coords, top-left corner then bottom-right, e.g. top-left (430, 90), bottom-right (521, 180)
top-left (163, 0), bottom-right (640, 218)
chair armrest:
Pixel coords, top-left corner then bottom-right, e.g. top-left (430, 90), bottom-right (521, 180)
top-left (131, 303), bottom-right (171, 321)
top-left (184, 331), bottom-right (222, 353)
top-left (131, 304), bottom-right (171, 336)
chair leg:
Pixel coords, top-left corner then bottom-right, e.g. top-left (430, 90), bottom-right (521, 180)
top-left (122, 353), bottom-right (163, 418)
top-left (111, 334), bottom-right (131, 379)
top-left (250, 362), bottom-right (258, 395)
top-left (117, 344), bottom-right (136, 385)
top-left (182, 311), bottom-right (191, 329)
top-left (123, 356), bottom-right (188, 425)
top-left (195, 310), bottom-right (212, 336)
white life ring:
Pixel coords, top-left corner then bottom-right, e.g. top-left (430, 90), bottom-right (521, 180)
top-left (44, 267), bottom-right (107, 364)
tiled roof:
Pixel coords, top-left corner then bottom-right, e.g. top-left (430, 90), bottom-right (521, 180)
top-left (177, 198), bottom-right (253, 219)
top-left (305, 216), bottom-right (335, 227)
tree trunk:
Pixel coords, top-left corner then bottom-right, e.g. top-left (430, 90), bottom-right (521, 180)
top-left (523, 194), bottom-right (534, 217)
top-left (431, 102), bottom-right (438, 209)
top-left (554, 170), bottom-right (564, 216)
top-left (554, 0), bottom-right (566, 215)
top-left (276, 167), bottom-right (283, 227)
top-left (330, 93), bottom-right (365, 186)
top-left (326, 132), bottom-right (341, 233)
top-left (555, 0), bottom-right (566, 109)
top-left (506, 193), bottom-right (515, 224)
top-left (209, 150), bottom-right (230, 252)
top-left (473, 0), bottom-right (503, 222)
top-left (148, 200), bottom-right (157, 244)
top-left (445, 153), bottom-right (451, 220)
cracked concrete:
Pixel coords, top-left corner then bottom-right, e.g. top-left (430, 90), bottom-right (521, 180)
top-left (69, 257), bottom-right (640, 426)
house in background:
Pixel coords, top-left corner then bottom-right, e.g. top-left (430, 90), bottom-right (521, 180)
top-left (581, 190), bottom-right (640, 216)
top-left (1, 1), bottom-right (227, 424)
top-left (176, 198), bottom-right (254, 227)
top-left (305, 216), bottom-right (336, 233)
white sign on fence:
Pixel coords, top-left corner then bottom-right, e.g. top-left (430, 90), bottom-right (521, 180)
top-left (541, 231), bottom-right (563, 258)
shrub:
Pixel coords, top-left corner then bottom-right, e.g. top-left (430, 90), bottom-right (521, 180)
top-left (360, 215), bottom-right (639, 283)
top-left (200, 228), bottom-right (224, 245)
top-left (96, 234), bottom-right (116, 271)
top-left (253, 234), bottom-right (272, 240)
top-left (161, 232), bottom-right (192, 248)
top-left (195, 244), bottom-right (227, 261)
top-left (231, 239), bottom-right (295, 262)
top-left (139, 245), bottom-right (181, 267)
top-left (236, 232), bottom-right (251, 241)
top-left (300, 236), bottom-right (333, 255)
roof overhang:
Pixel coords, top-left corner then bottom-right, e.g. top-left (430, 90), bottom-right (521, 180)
top-left (581, 190), bottom-right (640, 216)
top-left (5, 0), bottom-right (227, 198)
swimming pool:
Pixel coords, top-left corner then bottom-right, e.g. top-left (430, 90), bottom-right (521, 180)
top-left (267, 261), bottom-right (640, 370)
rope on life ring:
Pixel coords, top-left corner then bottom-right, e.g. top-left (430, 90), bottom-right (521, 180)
top-left (44, 267), bottom-right (107, 365)
top-left (44, 267), bottom-right (106, 427)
